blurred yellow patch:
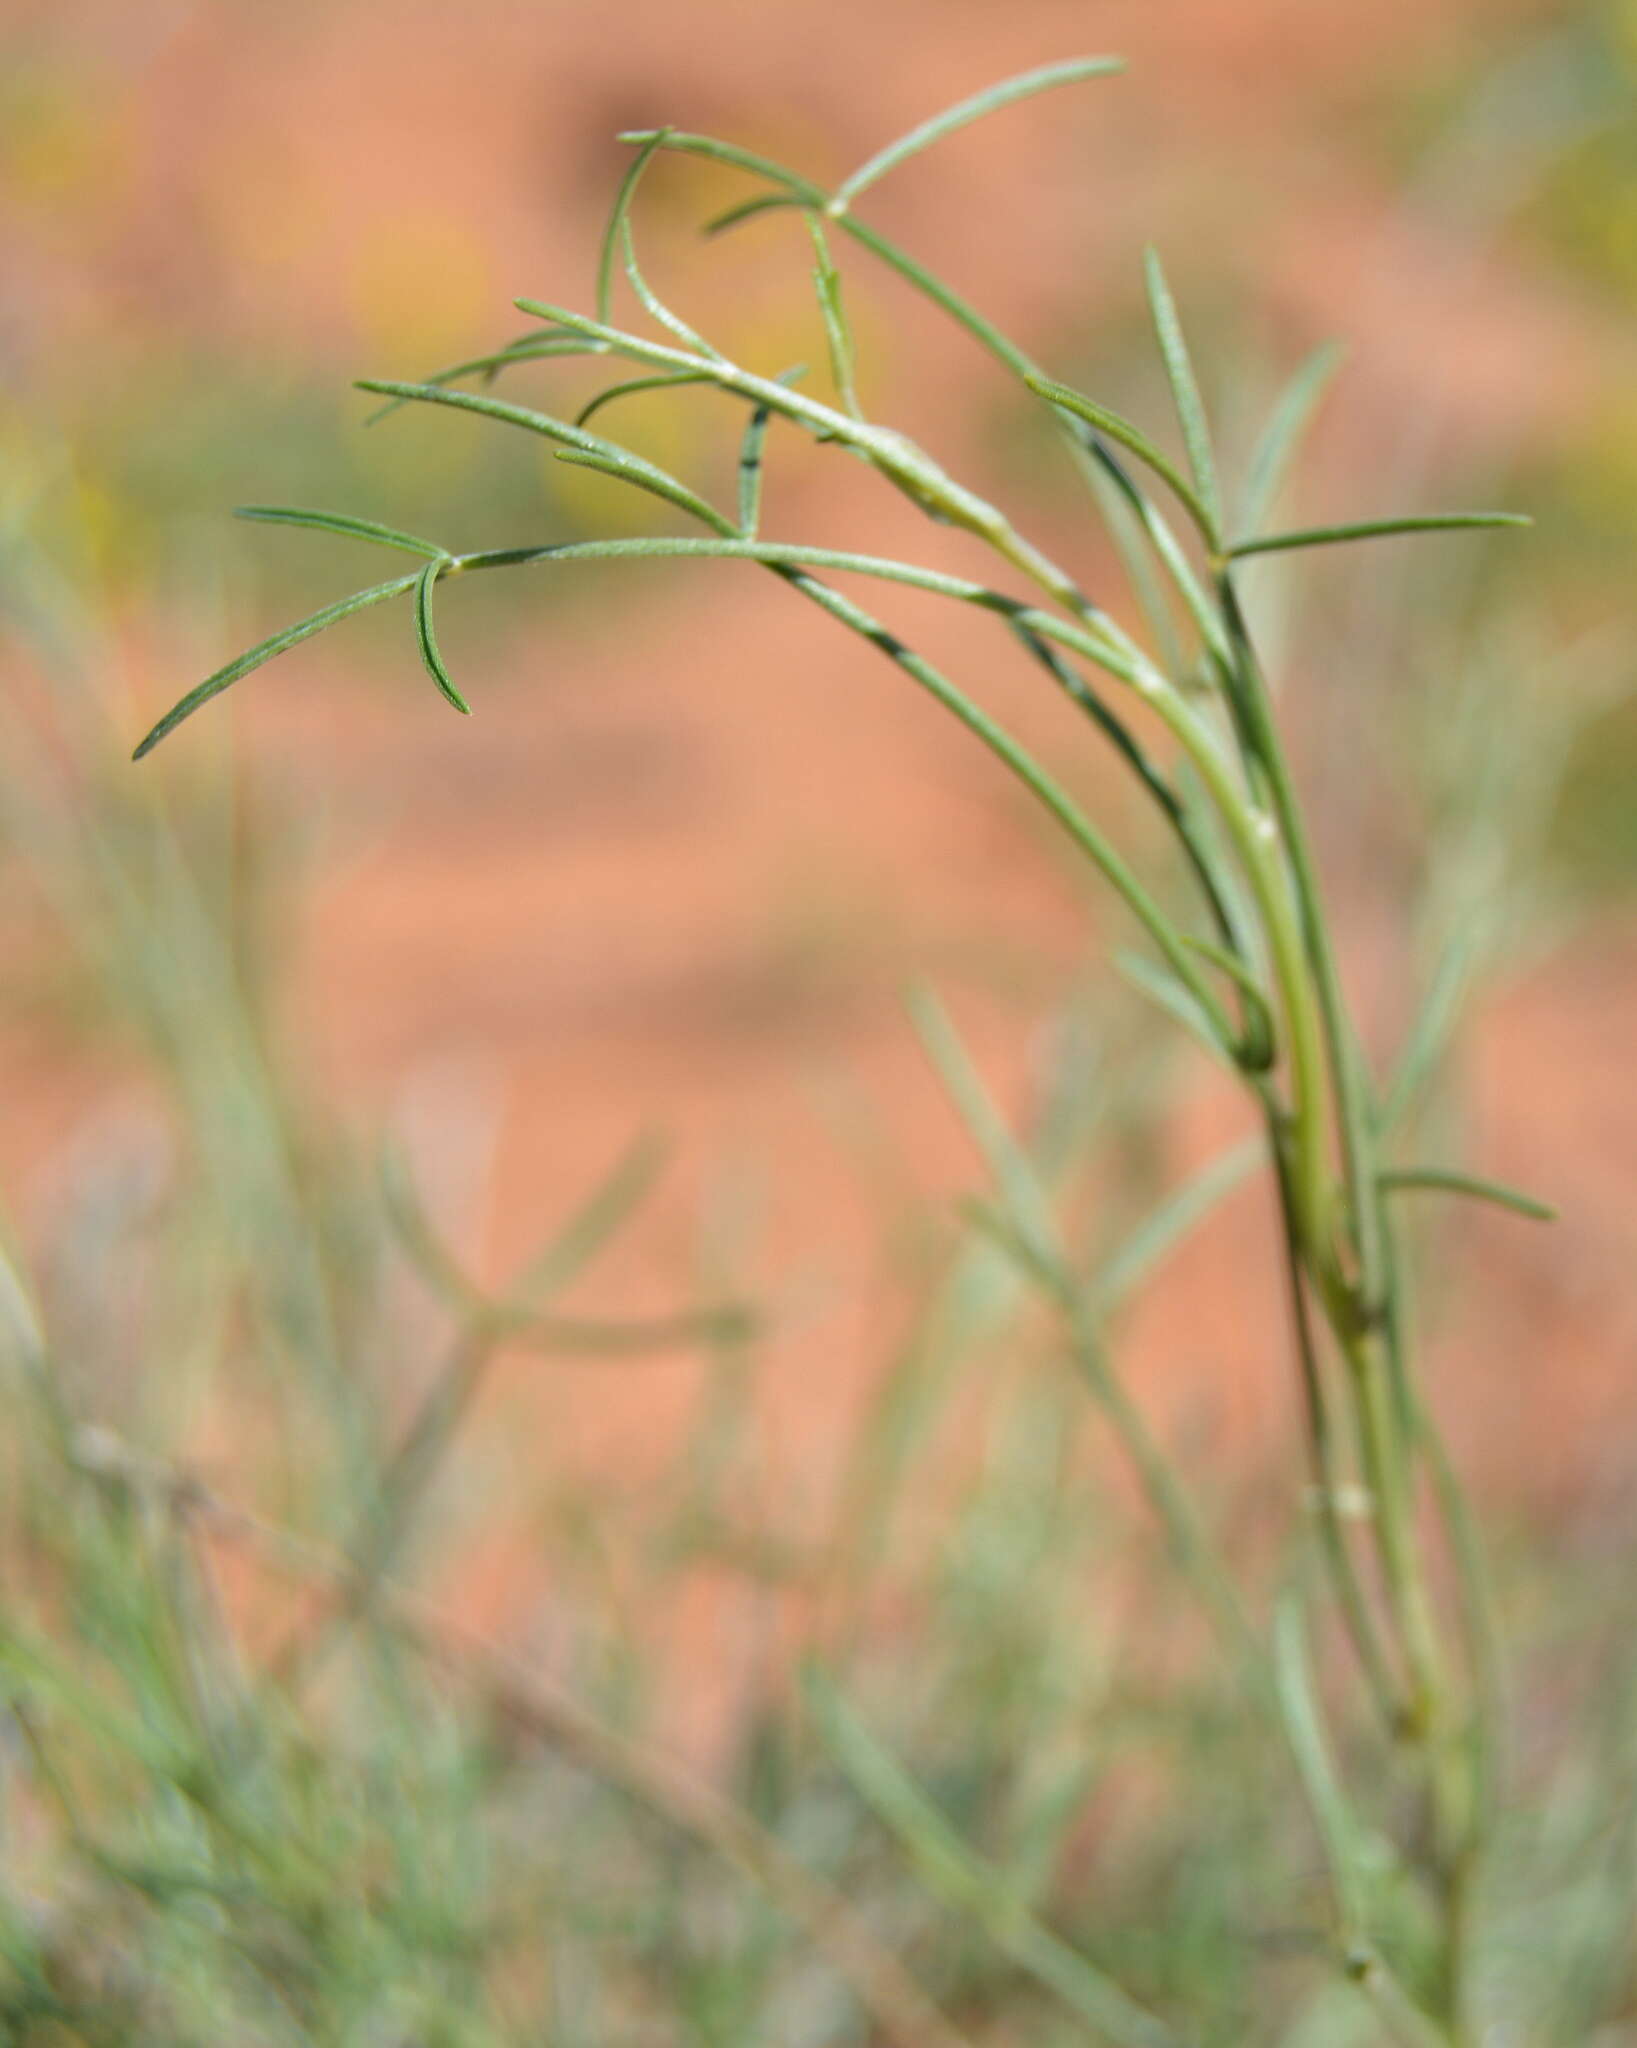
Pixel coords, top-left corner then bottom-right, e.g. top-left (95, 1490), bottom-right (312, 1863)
top-left (1559, 390), bottom-right (1637, 533)
top-left (351, 215), bottom-right (492, 368)
top-left (0, 68), bottom-right (126, 215)
top-left (1609, 0), bottom-right (1637, 77)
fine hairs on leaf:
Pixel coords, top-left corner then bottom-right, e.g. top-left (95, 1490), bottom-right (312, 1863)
top-left (130, 56), bottom-right (1544, 2048)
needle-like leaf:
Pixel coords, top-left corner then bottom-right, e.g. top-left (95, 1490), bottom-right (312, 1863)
top-left (806, 213), bottom-right (861, 418)
top-left (1379, 1166), bottom-right (1556, 1222)
top-left (831, 57), bottom-right (1126, 211)
top-left (132, 575), bottom-right (419, 759)
top-left (1144, 247), bottom-right (1221, 543)
top-left (574, 371), bottom-right (715, 426)
top-left (597, 128), bottom-right (668, 324)
top-left (361, 333), bottom-right (605, 425)
top-left (703, 192), bottom-right (806, 237)
top-left (1228, 513), bottom-right (1531, 559)
top-left (551, 448), bottom-right (735, 535)
top-left (355, 377), bottom-right (736, 535)
top-left (413, 558), bottom-right (470, 715)
top-left (619, 218), bottom-right (723, 359)
top-left (233, 505), bottom-right (446, 560)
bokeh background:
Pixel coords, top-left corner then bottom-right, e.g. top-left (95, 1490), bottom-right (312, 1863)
top-left (2, 0), bottom-right (1636, 2036)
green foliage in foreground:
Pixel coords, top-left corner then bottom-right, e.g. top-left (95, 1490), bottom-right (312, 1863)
top-left (1, 57), bottom-right (1634, 2048)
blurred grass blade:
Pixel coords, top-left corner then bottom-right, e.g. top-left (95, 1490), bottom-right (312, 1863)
top-left (806, 214), bottom-right (861, 418)
top-left (132, 574), bottom-right (419, 759)
top-left (1115, 950), bottom-right (1236, 1069)
top-left (1097, 1135), bottom-right (1265, 1309)
top-left (0, 1228), bottom-right (46, 1366)
top-left (382, 1171), bottom-right (748, 1345)
top-left (511, 1130), bottom-right (669, 1298)
top-left (1239, 342), bottom-right (1345, 539)
top-left (1378, 1166), bottom-right (1556, 1222)
top-left (1143, 247), bottom-right (1221, 542)
top-left (832, 57), bottom-right (1125, 209)
top-left (1029, 373), bottom-right (1217, 545)
top-left (384, 1129), bottom-right (671, 1323)
top-left (1229, 513), bottom-right (1530, 560)
top-left (908, 985), bottom-right (1057, 1262)
top-left (234, 505), bottom-right (446, 560)
top-left (1380, 937), bottom-right (1472, 1130)
top-left (804, 1667), bottom-right (1186, 2048)
top-left (1271, 1594), bottom-right (1370, 1941)
top-left (414, 558), bottom-right (470, 715)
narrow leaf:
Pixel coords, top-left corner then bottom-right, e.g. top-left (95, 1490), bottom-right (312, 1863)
top-left (234, 505), bottom-right (445, 559)
top-left (1027, 372), bottom-right (1216, 543)
top-left (414, 558), bottom-right (470, 715)
top-left (833, 57), bottom-right (1126, 210)
top-left (132, 575), bottom-right (418, 760)
top-left (1228, 513), bottom-right (1531, 560)
top-left (362, 333), bottom-right (605, 425)
top-left (806, 213), bottom-right (861, 418)
top-left (552, 449), bottom-right (732, 534)
top-left (703, 192), bottom-right (805, 237)
top-left (355, 378), bottom-right (736, 536)
top-left (619, 218), bottom-right (722, 359)
top-left (1379, 1166), bottom-right (1556, 1222)
top-left (1068, 432), bottom-right (1188, 674)
top-left (598, 128), bottom-right (668, 324)
top-left (1143, 246), bottom-right (1220, 541)
top-left (1077, 432), bottom-right (1230, 661)
top-left (574, 371), bottom-right (714, 426)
